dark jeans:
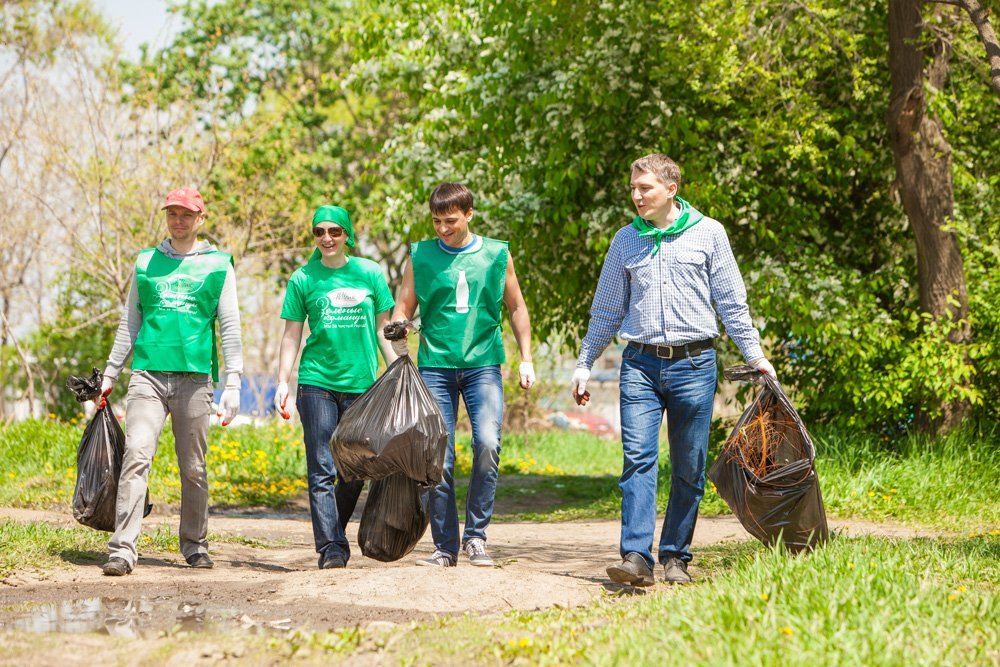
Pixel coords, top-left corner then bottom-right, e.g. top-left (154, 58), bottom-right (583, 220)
top-left (296, 384), bottom-right (364, 561)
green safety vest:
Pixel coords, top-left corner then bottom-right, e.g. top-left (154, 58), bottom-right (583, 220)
top-left (411, 237), bottom-right (508, 368)
top-left (132, 247), bottom-right (233, 380)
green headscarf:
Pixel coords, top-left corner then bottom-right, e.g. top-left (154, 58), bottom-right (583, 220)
top-left (309, 205), bottom-right (355, 262)
top-left (630, 196), bottom-right (704, 256)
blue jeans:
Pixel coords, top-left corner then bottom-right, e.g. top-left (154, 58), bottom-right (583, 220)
top-left (296, 384), bottom-right (365, 561)
top-left (618, 344), bottom-right (718, 567)
top-left (420, 365), bottom-right (504, 558)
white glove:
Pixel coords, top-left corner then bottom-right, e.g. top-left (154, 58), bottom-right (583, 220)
top-left (391, 337), bottom-right (409, 357)
top-left (751, 357), bottom-right (777, 382)
top-left (219, 386), bottom-right (241, 426)
top-left (519, 362), bottom-right (535, 390)
top-left (572, 367), bottom-right (591, 406)
top-left (97, 375), bottom-right (115, 410)
top-left (274, 381), bottom-right (290, 420)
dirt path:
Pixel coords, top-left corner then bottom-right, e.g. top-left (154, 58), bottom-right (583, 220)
top-left (0, 505), bottom-right (942, 637)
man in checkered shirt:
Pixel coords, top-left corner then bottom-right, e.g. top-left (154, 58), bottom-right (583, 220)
top-left (573, 154), bottom-right (776, 587)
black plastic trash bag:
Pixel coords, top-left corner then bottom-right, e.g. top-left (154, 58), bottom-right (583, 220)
top-left (708, 365), bottom-right (829, 552)
top-left (330, 355), bottom-right (448, 485)
top-left (357, 472), bottom-right (430, 562)
top-left (67, 369), bottom-right (151, 532)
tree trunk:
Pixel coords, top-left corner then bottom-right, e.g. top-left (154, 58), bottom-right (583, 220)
top-left (887, 0), bottom-right (971, 432)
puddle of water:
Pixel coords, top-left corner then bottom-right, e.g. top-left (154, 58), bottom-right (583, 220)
top-left (4, 596), bottom-right (290, 638)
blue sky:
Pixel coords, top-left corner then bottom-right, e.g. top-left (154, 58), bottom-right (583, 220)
top-left (94, 0), bottom-right (182, 56)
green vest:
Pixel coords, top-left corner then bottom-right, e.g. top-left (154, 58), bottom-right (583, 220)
top-left (132, 247), bottom-right (233, 381)
top-left (411, 237), bottom-right (508, 368)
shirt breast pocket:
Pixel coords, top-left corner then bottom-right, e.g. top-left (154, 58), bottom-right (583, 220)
top-left (673, 250), bottom-right (708, 288)
top-left (624, 253), bottom-right (654, 290)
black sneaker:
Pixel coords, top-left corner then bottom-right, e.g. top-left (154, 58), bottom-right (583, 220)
top-left (186, 553), bottom-right (214, 569)
top-left (663, 557), bottom-right (692, 584)
top-left (606, 552), bottom-right (654, 587)
top-left (102, 557), bottom-right (132, 577)
top-left (318, 553), bottom-right (347, 569)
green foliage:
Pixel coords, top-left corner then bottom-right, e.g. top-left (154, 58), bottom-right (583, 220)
top-left (350, 0), bottom-right (1000, 432)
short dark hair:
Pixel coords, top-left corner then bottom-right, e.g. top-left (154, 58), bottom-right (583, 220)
top-left (631, 154), bottom-right (682, 188)
top-left (429, 183), bottom-right (474, 215)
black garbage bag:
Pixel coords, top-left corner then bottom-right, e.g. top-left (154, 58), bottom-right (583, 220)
top-left (357, 472), bottom-right (430, 562)
top-left (330, 355), bottom-right (448, 484)
top-left (708, 365), bottom-right (829, 552)
top-left (67, 369), bottom-right (151, 531)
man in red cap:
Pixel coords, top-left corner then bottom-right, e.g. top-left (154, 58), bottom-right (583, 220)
top-left (98, 187), bottom-right (244, 576)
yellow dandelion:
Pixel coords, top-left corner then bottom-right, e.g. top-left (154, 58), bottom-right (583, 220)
top-left (948, 594), bottom-right (957, 601)
top-left (868, 491), bottom-right (875, 497)
top-left (890, 488), bottom-right (898, 493)
top-left (957, 586), bottom-right (967, 592)
top-left (990, 530), bottom-right (1000, 536)
top-left (518, 638), bottom-right (531, 648)
top-left (760, 593), bottom-right (769, 601)
top-left (780, 627), bottom-right (794, 636)
top-left (8, 471), bottom-right (17, 479)
top-left (882, 495), bottom-right (892, 501)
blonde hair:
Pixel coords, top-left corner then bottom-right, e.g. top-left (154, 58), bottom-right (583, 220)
top-left (631, 154), bottom-right (681, 188)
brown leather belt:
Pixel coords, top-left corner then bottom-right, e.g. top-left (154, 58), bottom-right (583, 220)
top-left (627, 339), bottom-right (715, 360)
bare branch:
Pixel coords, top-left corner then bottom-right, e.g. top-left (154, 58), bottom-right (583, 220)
top-left (927, 0), bottom-right (1000, 94)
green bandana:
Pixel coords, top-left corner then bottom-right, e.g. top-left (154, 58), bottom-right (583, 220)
top-left (630, 196), bottom-right (704, 256)
top-left (309, 205), bottom-right (356, 262)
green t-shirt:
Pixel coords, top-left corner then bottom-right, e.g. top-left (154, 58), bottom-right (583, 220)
top-left (281, 257), bottom-right (395, 393)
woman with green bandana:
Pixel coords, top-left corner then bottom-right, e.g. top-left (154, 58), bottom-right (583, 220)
top-left (274, 205), bottom-right (398, 570)
top-left (573, 154), bottom-right (776, 587)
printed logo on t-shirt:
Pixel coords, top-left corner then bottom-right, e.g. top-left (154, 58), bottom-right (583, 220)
top-left (152, 274), bottom-right (204, 312)
top-left (316, 287), bottom-right (368, 328)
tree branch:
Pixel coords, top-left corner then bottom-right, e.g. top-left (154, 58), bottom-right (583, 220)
top-left (928, 0), bottom-right (1000, 94)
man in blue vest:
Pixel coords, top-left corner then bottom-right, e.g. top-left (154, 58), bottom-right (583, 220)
top-left (98, 187), bottom-right (243, 576)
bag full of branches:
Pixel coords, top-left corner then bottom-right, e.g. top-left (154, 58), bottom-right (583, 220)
top-left (357, 472), bottom-right (430, 562)
top-left (330, 355), bottom-right (448, 485)
top-left (708, 365), bottom-right (829, 552)
top-left (66, 369), bottom-right (151, 532)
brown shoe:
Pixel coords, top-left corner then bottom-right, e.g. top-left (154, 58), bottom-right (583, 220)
top-left (606, 552), bottom-right (654, 587)
top-left (663, 557), bottom-right (692, 584)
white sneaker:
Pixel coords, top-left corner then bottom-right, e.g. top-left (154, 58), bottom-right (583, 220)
top-left (463, 538), bottom-right (494, 567)
top-left (416, 550), bottom-right (456, 567)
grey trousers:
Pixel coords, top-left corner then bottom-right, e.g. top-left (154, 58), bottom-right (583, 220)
top-left (108, 370), bottom-right (214, 567)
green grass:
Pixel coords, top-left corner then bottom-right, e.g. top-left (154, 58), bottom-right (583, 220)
top-left (471, 425), bottom-right (1000, 529)
top-left (0, 519), bottom-right (178, 576)
top-left (2, 418), bottom-right (997, 530)
top-left (0, 418), bottom-right (307, 508)
top-left (0, 519), bottom-right (281, 577)
top-left (298, 534), bottom-right (995, 666)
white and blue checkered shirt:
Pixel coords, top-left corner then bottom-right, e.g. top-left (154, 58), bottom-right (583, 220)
top-left (577, 218), bottom-right (764, 369)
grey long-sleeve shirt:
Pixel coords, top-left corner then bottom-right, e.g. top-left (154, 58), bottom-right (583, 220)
top-left (104, 239), bottom-right (244, 386)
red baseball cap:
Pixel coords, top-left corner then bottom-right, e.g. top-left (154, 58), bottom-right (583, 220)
top-left (162, 187), bottom-right (205, 213)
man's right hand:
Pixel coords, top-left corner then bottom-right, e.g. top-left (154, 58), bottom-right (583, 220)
top-left (571, 368), bottom-right (591, 406)
top-left (97, 376), bottom-right (114, 410)
top-left (383, 320), bottom-right (412, 357)
top-left (274, 382), bottom-right (291, 420)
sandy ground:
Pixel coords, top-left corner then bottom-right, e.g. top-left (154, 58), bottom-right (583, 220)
top-left (0, 508), bottom-right (940, 631)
